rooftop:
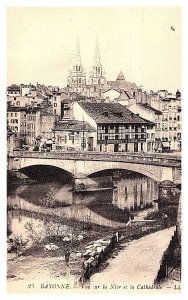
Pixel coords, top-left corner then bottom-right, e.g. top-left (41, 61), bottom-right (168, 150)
top-left (162, 94), bottom-right (177, 101)
top-left (138, 103), bottom-right (162, 114)
top-left (7, 84), bottom-right (20, 91)
top-left (116, 71), bottom-right (125, 81)
top-left (79, 102), bottom-right (154, 125)
top-left (54, 119), bottom-right (96, 132)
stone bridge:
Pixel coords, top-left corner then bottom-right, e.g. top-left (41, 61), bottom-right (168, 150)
top-left (8, 151), bottom-right (181, 185)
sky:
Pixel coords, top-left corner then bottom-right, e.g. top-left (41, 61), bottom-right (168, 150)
top-left (7, 7), bottom-right (181, 93)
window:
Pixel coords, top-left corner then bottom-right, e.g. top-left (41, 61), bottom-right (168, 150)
top-left (54, 103), bottom-right (57, 107)
top-left (115, 126), bottom-right (119, 133)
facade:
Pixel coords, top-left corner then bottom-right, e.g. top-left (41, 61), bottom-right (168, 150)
top-left (54, 120), bottom-right (96, 151)
top-left (150, 91), bottom-right (182, 151)
top-left (7, 95), bottom-right (45, 108)
top-left (51, 91), bottom-right (64, 116)
top-left (127, 102), bottom-right (162, 152)
top-left (73, 102), bottom-right (154, 152)
top-left (160, 94), bottom-right (181, 151)
top-left (7, 108), bottom-right (27, 148)
top-left (26, 108), bottom-right (55, 146)
top-left (26, 109), bottom-right (41, 146)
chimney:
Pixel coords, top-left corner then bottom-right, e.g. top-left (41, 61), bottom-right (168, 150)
top-left (176, 90), bottom-right (181, 98)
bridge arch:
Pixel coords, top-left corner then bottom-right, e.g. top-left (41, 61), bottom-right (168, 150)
top-left (19, 164), bottom-right (74, 182)
top-left (17, 157), bottom-right (76, 176)
top-left (84, 161), bottom-right (162, 182)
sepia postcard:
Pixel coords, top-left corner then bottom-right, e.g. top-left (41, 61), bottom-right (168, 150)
top-left (6, 4), bottom-right (182, 295)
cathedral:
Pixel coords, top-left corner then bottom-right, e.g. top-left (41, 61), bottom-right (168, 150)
top-left (67, 36), bottom-right (138, 99)
top-left (67, 36), bottom-right (106, 94)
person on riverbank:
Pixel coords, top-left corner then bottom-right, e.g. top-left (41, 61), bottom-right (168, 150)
top-left (162, 213), bottom-right (168, 228)
top-left (64, 249), bottom-right (70, 265)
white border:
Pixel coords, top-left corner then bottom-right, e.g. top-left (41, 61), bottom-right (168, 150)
top-left (1, 1), bottom-right (188, 300)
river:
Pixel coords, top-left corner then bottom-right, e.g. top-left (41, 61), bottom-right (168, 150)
top-left (7, 170), bottom-right (159, 243)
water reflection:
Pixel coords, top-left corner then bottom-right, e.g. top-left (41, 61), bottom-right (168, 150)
top-left (113, 176), bottom-right (158, 211)
top-left (7, 172), bottom-right (159, 241)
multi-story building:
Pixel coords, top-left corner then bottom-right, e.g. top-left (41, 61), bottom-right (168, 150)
top-left (7, 84), bottom-right (21, 97)
top-left (53, 120), bottom-right (96, 151)
top-left (127, 102), bottom-right (162, 152)
top-left (161, 94), bottom-right (181, 151)
top-left (73, 102), bottom-right (154, 152)
top-left (150, 90), bottom-right (182, 151)
top-left (26, 108), bottom-right (41, 146)
top-left (7, 107), bottom-right (27, 147)
top-left (26, 108), bottom-right (55, 146)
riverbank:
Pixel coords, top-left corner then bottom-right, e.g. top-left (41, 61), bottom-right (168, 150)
top-left (7, 210), bottom-right (167, 293)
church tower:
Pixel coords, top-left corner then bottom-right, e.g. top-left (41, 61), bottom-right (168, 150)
top-left (67, 35), bottom-right (86, 92)
top-left (89, 36), bottom-right (106, 85)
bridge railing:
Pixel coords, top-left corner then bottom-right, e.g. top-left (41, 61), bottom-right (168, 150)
top-left (12, 150), bottom-right (181, 167)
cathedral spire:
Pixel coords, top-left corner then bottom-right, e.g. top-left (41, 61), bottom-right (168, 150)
top-left (89, 34), bottom-right (106, 85)
top-left (94, 35), bottom-right (101, 65)
top-left (75, 33), bottom-right (81, 65)
top-left (67, 33), bottom-right (86, 90)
